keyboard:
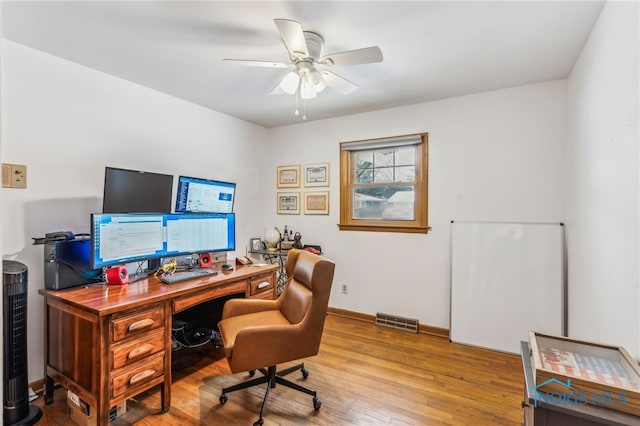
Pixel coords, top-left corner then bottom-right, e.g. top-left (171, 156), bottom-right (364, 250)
top-left (160, 268), bottom-right (218, 284)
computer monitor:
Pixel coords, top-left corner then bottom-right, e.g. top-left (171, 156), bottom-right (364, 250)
top-left (175, 175), bottom-right (236, 213)
top-left (103, 167), bottom-right (174, 213)
top-left (90, 212), bottom-right (236, 269)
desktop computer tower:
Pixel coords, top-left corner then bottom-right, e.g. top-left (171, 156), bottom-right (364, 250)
top-left (44, 239), bottom-right (102, 290)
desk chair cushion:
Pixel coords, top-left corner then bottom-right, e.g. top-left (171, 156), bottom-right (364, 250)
top-left (218, 309), bottom-right (290, 358)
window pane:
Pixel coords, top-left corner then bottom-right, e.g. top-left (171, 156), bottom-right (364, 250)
top-left (395, 166), bottom-right (415, 182)
top-left (373, 167), bottom-right (394, 183)
top-left (395, 147), bottom-right (415, 166)
top-left (354, 152), bottom-right (373, 184)
top-left (373, 150), bottom-right (394, 167)
top-left (353, 186), bottom-right (414, 220)
top-left (354, 152), bottom-right (373, 168)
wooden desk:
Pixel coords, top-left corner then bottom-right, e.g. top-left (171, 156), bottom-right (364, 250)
top-left (38, 264), bottom-right (278, 426)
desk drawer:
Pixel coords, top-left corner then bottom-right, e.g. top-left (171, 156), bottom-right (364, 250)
top-left (173, 280), bottom-right (246, 313)
top-left (111, 306), bottom-right (164, 342)
top-left (111, 353), bottom-right (164, 399)
top-left (111, 329), bottom-right (164, 370)
top-left (250, 275), bottom-right (275, 297)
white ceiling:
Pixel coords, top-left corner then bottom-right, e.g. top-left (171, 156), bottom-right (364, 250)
top-left (2, 1), bottom-right (604, 128)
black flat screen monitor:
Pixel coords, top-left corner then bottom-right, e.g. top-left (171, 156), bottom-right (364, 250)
top-left (90, 212), bottom-right (236, 269)
top-left (103, 167), bottom-right (173, 213)
top-left (175, 175), bottom-right (235, 213)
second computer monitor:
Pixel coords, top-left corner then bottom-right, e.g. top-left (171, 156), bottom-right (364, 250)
top-left (90, 212), bottom-right (236, 269)
top-left (175, 176), bottom-right (236, 213)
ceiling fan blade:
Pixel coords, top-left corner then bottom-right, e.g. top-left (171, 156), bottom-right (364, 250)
top-left (271, 71), bottom-right (301, 95)
top-left (270, 85), bottom-right (286, 95)
top-left (274, 19), bottom-right (309, 58)
top-left (222, 59), bottom-right (288, 68)
top-left (322, 71), bottom-right (358, 95)
top-left (320, 46), bottom-right (383, 67)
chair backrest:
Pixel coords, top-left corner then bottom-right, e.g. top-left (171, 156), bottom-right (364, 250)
top-left (278, 249), bottom-right (335, 353)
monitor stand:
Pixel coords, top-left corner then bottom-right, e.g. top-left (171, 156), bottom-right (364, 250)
top-left (147, 258), bottom-right (161, 272)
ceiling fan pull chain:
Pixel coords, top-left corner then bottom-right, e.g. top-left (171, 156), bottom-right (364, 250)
top-left (294, 90), bottom-right (300, 116)
top-left (302, 100), bottom-right (307, 121)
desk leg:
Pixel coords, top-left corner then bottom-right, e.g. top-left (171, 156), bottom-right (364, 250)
top-left (44, 375), bottom-right (54, 405)
top-left (276, 257), bottom-right (287, 296)
top-left (161, 381), bottom-right (170, 413)
top-left (97, 398), bottom-right (110, 426)
top-left (162, 301), bottom-right (172, 413)
top-left (263, 254), bottom-right (288, 296)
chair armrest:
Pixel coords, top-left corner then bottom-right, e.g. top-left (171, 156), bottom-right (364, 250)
top-left (221, 298), bottom-right (278, 319)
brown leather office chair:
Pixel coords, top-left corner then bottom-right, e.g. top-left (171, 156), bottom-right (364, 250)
top-left (217, 249), bottom-right (335, 426)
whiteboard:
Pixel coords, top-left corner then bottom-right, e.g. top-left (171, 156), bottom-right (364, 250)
top-left (450, 221), bottom-right (565, 354)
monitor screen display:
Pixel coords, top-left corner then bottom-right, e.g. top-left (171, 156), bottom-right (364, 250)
top-left (175, 175), bottom-right (236, 213)
top-left (91, 212), bottom-right (236, 269)
top-left (103, 167), bottom-right (174, 213)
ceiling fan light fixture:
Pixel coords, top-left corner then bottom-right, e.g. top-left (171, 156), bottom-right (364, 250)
top-left (279, 71), bottom-right (301, 95)
top-left (309, 69), bottom-right (326, 93)
top-left (300, 76), bottom-right (317, 99)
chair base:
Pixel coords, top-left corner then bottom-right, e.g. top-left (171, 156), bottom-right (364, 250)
top-left (220, 363), bottom-right (321, 425)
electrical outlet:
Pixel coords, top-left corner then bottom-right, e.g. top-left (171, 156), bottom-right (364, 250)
top-left (342, 284), bottom-right (348, 294)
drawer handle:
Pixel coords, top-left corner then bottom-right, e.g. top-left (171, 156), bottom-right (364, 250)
top-left (129, 369), bottom-right (156, 385)
top-left (257, 281), bottom-right (270, 289)
top-left (128, 318), bottom-right (155, 332)
top-left (127, 343), bottom-right (154, 359)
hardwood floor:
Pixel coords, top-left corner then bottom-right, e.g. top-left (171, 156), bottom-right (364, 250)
top-left (32, 314), bottom-right (525, 425)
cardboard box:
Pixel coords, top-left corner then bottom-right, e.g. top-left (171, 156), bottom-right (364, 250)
top-left (67, 390), bottom-right (126, 425)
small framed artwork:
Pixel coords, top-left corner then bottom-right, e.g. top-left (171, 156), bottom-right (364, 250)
top-left (277, 165), bottom-right (301, 188)
top-left (277, 192), bottom-right (300, 215)
top-left (303, 162), bottom-right (330, 187)
top-left (250, 238), bottom-right (264, 252)
top-left (304, 191), bottom-right (330, 215)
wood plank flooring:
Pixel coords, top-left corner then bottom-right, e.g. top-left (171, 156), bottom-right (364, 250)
top-left (32, 314), bottom-right (525, 425)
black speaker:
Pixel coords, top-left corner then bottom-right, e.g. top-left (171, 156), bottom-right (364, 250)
top-left (3, 260), bottom-right (42, 425)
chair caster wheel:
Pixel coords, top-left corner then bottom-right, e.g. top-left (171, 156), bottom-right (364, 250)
top-left (249, 370), bottom-right (256, 377)
top-left (313, 397), bottom-right (321, 410)
top-left (219, 394), bottom-right (228, 404)
top-left (301, 367), bottom-right (309, 379)
top-left (253, 419), bottom-right (264, 426)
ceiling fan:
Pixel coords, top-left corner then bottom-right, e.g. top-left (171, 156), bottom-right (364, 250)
top-left (223, 19), bottom-right (383, 101)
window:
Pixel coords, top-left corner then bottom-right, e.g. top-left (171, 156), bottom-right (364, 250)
top-left (339, 133), bottom-right (429, 233)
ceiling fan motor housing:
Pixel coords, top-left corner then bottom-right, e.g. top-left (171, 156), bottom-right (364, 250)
top-left (302, 31), bottom-right (324, 61)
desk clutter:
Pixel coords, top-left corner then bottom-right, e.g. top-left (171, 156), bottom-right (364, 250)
top-left (253, 225), bottom-right (320, 256)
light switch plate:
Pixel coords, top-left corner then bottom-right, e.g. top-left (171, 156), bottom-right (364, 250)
top-left (2, 163), bottom-right (27, 188)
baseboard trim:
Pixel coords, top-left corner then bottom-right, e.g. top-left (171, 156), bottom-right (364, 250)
top-left (327, 307), bottom-right (449, 339)
top-left (28, 378), bottom-right (45, 396)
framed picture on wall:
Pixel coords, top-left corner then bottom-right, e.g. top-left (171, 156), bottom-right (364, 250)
top-left (277, 165), bottom-right (301, 188)
top-left (277, 192), bottom-right (300, 215)
top-left (303, 162), bottom-right (330, 187)
top-left (304, 191), bottom-right (329, 215)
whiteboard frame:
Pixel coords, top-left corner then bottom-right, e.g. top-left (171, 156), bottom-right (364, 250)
top-left (449, 220), bottom-right (568, 354)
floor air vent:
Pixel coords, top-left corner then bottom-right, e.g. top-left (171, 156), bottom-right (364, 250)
top-left (375, 313), bottom-right (419, 333)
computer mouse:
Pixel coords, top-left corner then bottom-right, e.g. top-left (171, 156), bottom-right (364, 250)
top-left (221, 264), bottom-right (233, 271)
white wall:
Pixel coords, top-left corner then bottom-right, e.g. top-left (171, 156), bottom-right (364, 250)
top-left (268, 80), bottom-right (567, 330)
top-left (566, 1), bottom-right (639, 359)
top-left (0, 40), bottom-right (271, 383)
